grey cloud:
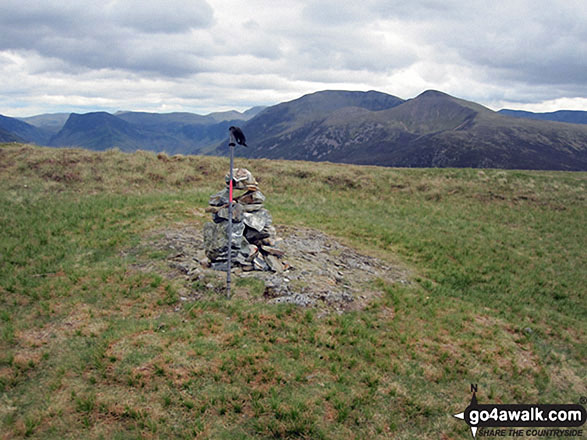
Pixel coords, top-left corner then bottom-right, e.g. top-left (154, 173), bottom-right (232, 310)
top-left (0, 0), bottom-right (213, 34)
top-left (396, 1), bottom-right (587, 90)
top-left (302, 0), bottom-right (461, 25)
top-left (0, 0), bottom-right (214, 76)
top-left (301, 0), bottom-right (586, 93)
top-left (301, 0), bottom-right (371, 25)
top-left (274, 22), bottom-right (416, 77)
top-left (111, 0), bottom-right (214, 33)
top-left (370, 0), bottom-right (462, 20)
top-left (1, 0), bottom-right (586, 116)
top-left (0, 1), bottom-right (80, 29)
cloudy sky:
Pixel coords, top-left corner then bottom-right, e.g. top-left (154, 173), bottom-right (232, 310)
top-left (1, 0), bottom-right (586, 117)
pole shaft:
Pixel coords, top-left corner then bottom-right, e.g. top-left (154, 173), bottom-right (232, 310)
top-left (226, 144), bottom-right (234, 299)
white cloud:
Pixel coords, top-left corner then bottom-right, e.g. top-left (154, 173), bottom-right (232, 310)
top-left (0, 0), bottom-right (585, 117)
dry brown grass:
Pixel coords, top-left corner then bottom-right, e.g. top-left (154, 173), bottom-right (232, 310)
top-left (0, 143), bottom-right (585, 439)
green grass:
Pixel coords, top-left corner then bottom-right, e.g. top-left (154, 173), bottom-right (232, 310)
top-left (0, 143), bottom-right (585, 439)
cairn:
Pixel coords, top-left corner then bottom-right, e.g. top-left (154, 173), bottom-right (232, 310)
top-left (203, 168), bottom-right (285, 272)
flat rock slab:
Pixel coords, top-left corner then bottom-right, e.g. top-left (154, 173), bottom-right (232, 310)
top-left (133, 224), bottom-right (409, 314)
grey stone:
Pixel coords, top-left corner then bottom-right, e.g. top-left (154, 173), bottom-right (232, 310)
top-left (270, 293), bottom-right (315, 307)
top-left (156, 221), bottom-right (407, 314)
top-left (243, 203), bottom-right (264, 212)
top-left (209, 240), bottom-right (251, 270)
top-left (246, 244), bottom-right (259, 262)
top-left (236, 190), bottom-right (265, 205)
top-left (203, 171), bottom-right (285, 273)
top-left (243, 208), bottom-right (272, 232)
top-left (210, 261), bottom-right (228, 271)
top-left (234, 251), bottom-right (250, 266)
top-left (209, 188), bottom-right (229, 206)
top-left (253, 255), bottom-right (269, 271)
top-left (245, 226), bottom-right (271, 244)
top-left (214, 202), bottom-right (244, 223)
top-left (205, 205), bottom-right (222, 214)
top-left (260, 245), bottom-right (284, 257)
top-left (225, 168), bottom-right (258, 190)
top-left (203, 221), bottom-right (245, 261)
top-left (265, 254), bottom-right (284, 273)
top-left (326, 291), bottom-right (354, 304)
top-left (263, 276), bottom-right (290, 297)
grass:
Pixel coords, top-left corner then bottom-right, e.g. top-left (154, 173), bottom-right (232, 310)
top-left (0, 143), bottom-right (585, 439)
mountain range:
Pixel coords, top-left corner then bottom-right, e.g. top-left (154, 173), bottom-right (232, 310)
top-left (2, 90), bottom-right (587, 170)
top-left (213, 90), bottom-right (587, 170)
top-left (9, 107), bottom-right (265, 155)
top-left (0, 114), bottom-right (54, 145)
top-left (498, 109), bottom-right (587, 125)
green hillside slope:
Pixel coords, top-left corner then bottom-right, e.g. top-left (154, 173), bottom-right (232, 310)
top-left (0, 144), bottom-right (585, 439)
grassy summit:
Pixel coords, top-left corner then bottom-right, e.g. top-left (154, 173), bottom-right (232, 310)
top-left (0, 143), bottom-right (585, 439)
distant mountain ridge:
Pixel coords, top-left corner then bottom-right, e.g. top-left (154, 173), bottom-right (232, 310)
top-left (18, 113), bottom-right (70, 134)
top-left (0, 114), bottom-right (53, 145)
top-left (212, 90), bottom-right (587, 170)
top-left (7, 107), bottom-right (266, 154)
top-left (1, 90), bottom-right (586, 170)
top-left (0, 126), bottom-right (24, 143)
top-left (205, 106), bottom-right (266, 122)
top-left (498, 109), bottom-right (587, 125)
top-left (48, 111), bottom-right (246, 154)
top-left (49, 112), bottom-right (156, 152)
top-left (15, 107), bottom-right (260, 153)
top-left (115, 111), bottom-right (215, 126)
top-left (219, 90), bottom-right (405, 160)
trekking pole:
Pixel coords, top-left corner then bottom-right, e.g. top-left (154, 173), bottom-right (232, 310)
top-left (225, 126), bottom-right (246, 299)
top-left (226, 134), bottom-right (235, 299)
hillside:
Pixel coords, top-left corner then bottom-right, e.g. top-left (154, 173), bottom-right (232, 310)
top-left (49, 112), bottom-right (165, 152)
top-left (205, 106), bottom-right (266, 122)
top-left (4, 108), bottom-right (263, 154)
top-left (240, 90), bottom-right (404, 142)
top-left (0, 114), bottom-right (53, 145)
top-left (114, 111), bottom-right (248, 154)
top-left (115, 111), bottom-right (216, 126)
top-left (0, 143), bottom-right (585, 439)
top-left (18, 113), bottom-right (71, 134)
top-left (499, 109), bottom-right (587, 125)
top-left (0, 126), bottom-right (24, 142)
top-left (48, 112), bottom-right (239, 154)
top-left (3, 89), bottom-right (587, 169)
top-left (215, 90), bottom-right (587, 170)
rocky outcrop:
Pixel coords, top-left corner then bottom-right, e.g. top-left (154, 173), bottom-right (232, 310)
top-left (203, 168), bottom-right (286, 272)
top-left (141, 224), bottom-right (408, 313)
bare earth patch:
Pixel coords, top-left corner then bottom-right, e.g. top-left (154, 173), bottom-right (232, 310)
top-left (131, 223), bottom-right (409, 315)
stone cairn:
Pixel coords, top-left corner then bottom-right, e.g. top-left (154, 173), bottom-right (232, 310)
top-left (203, 168), bottom-right (286, 272)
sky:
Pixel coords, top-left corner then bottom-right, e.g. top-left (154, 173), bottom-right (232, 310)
top-left (1, 0), bottom-right (586, 117)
